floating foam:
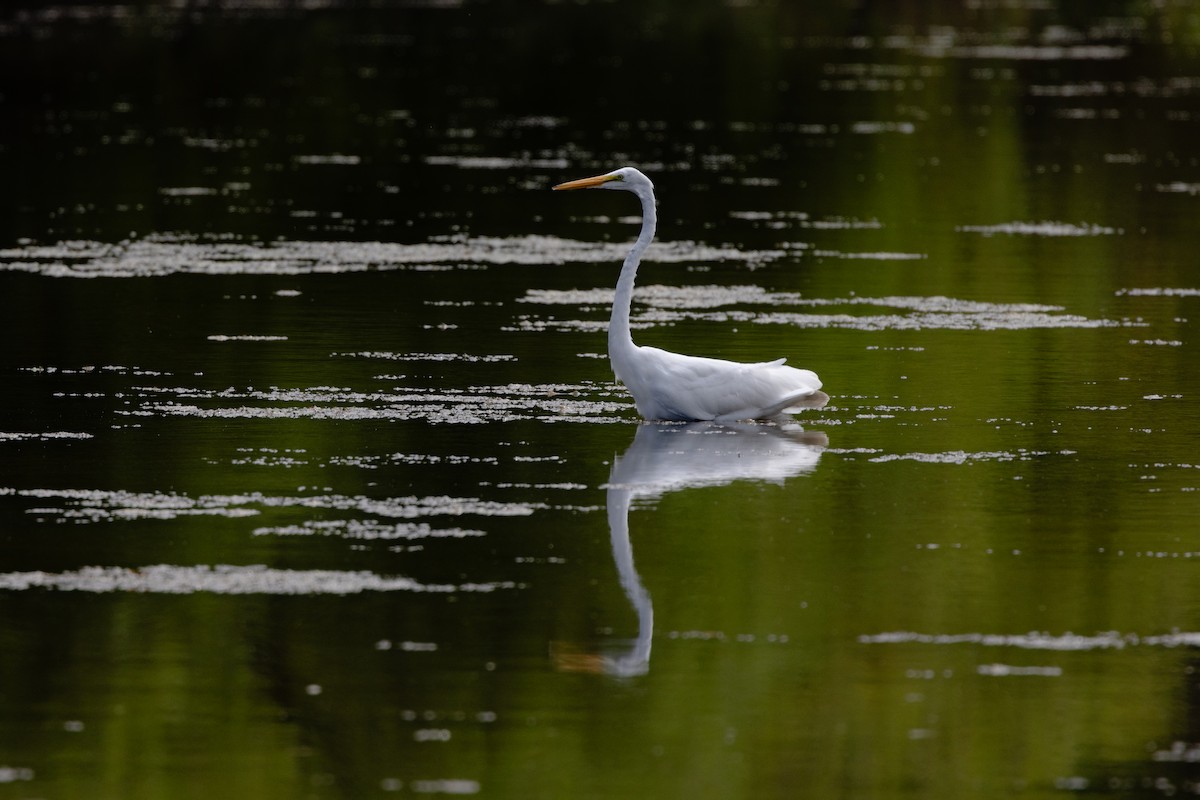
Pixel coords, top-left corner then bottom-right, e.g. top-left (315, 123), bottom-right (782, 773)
top-left (159, 186), bottom-right (218, 197)
top-left (1116, 287), bottom-right (1200, 297)
top-left (120, 382), bottom-right (630, 425)
top-left (1156, 182), bottom-right (1200, 196)
top-left (860, 630), bottom-right (1200, 650)
top-left (514, 288), bottom-right (1128, 332)
top-left (0, 431), bottom-right (93, 442)
top-left (957, 221), bottom-right (1119, 236)
top-left (0, 235), bottom-right (784, 278)
top-left (294, 154), bottom-right (361, 165)
top-left (8, 487), bottom-right (545, 523)
top-left (812, 249), bottom-right (926, 260)
top-left (408, 779), bottom-right (481, 795)
top-left (977, 664), bottom-right (1063, 677)
top-left (0, 564), bottom-right (515, 595)
top-left (253, 519), bottom-right (486, 540)
top-left (425, 155), bottom-right (569, 170)
top-left (913, 44), bottom-right (1129, 60)
top-left (869, 449), bottom-right (1075, 464)
top-left (850, 121), bottom-right (916, 134)
top-left (334, 352), bottom-right (517, 362)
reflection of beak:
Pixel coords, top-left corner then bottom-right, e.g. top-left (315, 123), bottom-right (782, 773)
top-left (552, 173), bottom-right (617, 191)
top-left (549, 641), bottom-right (607, 674)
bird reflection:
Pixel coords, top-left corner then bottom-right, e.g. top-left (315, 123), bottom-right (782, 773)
top-left (554, 421), bottom-right (827, 677)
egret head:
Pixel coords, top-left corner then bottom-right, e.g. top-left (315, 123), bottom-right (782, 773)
top-left (553, 166), bottom-right (653, 195)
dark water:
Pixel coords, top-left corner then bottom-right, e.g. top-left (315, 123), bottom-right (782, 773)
top-left (2, 2), bottom-right (1200, 798)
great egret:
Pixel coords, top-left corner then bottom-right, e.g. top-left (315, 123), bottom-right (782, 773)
top-left (553, 166), bottom-right (828, 421)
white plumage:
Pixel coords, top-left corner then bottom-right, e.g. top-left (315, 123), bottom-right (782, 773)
top-left (553, 166), bottom-right (827, 421)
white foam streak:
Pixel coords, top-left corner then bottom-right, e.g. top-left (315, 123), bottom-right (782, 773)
top-left (0, 431), bottom-right (94, 442)
top-left (253, 519), bottom-right (486, 540)
top-left (518, 286), bottom-right (1125, 330)
top-left (0, 564), bottom-right (514, 595)
top-left (10, 487), bottom-right (544, 523)
top-left (1116, 287), bottom-right (1200, 297)
top-left (957, 221), bottom-right (1119, 237)
top-left (0, 235), bottom-right (783, 278)
top-left (122, 383), bottom-right (629, 425)
top-left (870, 449), bottom-right (1075, 464)
top-left (977, 664), bottom-right (1063, 677)
top-left (861, 630), bottom-right (1200, 651)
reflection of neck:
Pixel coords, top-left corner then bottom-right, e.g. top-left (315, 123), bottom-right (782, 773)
top-left (606, 484), bottom-right (653, 674)
top-left (609, 186), bottom-right (656, 375)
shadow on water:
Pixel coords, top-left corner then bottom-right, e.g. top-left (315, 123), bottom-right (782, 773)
top-left (555, 420), bottom-right (827, 677)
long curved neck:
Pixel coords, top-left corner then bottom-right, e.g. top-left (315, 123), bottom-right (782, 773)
top-left (610, 185), bottom-right (657, 359)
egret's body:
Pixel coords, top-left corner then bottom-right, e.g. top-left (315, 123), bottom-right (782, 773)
top-left (554, 167), bottom-right (827, 421)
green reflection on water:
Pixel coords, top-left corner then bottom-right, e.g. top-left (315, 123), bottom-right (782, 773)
top-left (2, 0), bottom-right (1200, 798)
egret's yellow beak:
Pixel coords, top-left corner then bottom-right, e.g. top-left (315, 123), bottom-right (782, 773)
top-left (552, 173), bottom-right (619, 191)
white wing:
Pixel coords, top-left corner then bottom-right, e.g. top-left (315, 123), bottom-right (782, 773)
top-left (617, 345), bottom-right (826, 421)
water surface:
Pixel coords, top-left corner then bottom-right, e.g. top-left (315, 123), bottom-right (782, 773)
top-left (2, 2), bottom-right (1199, 798)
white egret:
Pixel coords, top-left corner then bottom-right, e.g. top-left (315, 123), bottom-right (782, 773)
top-left (553, 166), bottom-right (828, 421)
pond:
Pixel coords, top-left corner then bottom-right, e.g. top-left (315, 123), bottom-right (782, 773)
top-left (1, 2), bottom-right (1199, 798)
